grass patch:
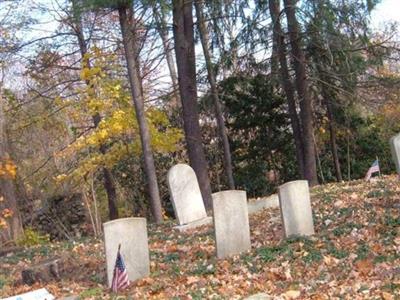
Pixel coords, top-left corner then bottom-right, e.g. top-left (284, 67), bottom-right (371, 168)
top-left (164, 253), bottom-right (180, 263)
top-left (332, 222), bottom-right (362, 237)
top-left (355, 242), bottom-right (370, 260)
top-left (191, 261), bottom-right (215, 275)
top-left (80, 287), bottom-right (103, 299)
top-left (257, 244), bottom-right (290, 262)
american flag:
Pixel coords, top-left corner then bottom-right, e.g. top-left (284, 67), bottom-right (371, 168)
top-left (365, 159), bottom-right (380, 181)
top-left (111, 245), bottom-right (130, 292)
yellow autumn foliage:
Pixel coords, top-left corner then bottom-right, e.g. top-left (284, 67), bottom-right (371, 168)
top-left (56, 48), bottom-right (183, 182)
top-left (0, 158), bottom-right (17, 179)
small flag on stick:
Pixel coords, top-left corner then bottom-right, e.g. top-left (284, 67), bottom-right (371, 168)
top-left (111, 244), bottom-right (130, 293)
top-left (365, 159), bottom-right (380, 181)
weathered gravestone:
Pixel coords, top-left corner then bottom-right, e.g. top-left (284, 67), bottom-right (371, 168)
top-left (278, 180), bottom-right (315, 237)
top-left (390, 133), bottom-right (400, 175)
top-left (167, 164), bottom-right (212, 231)
top-left (103, 218), bottom-right (150, 287)
top-left (2, 288), bottom-right (55, 300)
top-left (212, 190), bottom-right (251, 259)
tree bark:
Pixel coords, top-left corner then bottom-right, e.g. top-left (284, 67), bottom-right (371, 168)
top-left (194, 0), bottom-right (235, 190)
top-left (172, 0), bottom-right (213, 208)
top-left (268, 0), bottom-right (305, 178)
top-left (71, 0), bottom-right (119, 220)
top-left (118, 6), bottom-right (163, 223)
top-left (283, 0), bottom-right (318, 186)
top-left (323, 91), bottom-right (342, 182)
top-left (0, 86), bottom-right (24, 244)
top-left (153, 6), bottom-right (181, 109)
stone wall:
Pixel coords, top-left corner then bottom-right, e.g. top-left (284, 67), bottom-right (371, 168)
top-left (25, 194), bottom-right (87, 240)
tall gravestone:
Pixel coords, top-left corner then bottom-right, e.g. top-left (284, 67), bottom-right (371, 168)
top-left (390, 133), bottom-right (400, 175)
top-left (212, 190), bottom-right (251, 259)
top-left (167, 164), bottom-right (212, 231)
top-left (103, 218), bottom-right (150, 287)
top-left (278, 180), bottom-right (315, 237)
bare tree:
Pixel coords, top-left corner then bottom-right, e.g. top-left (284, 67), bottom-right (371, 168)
top-left (283, 0), bottom-right (318, 186)
top-left (194, 0), bottom-right (235, 189)
top-left (118, 4), bottom-right (163, 223)
top-left (172, 0), bottom-right (213, 208)
top-left (269, 0), bottom-right (305, 178)
top-left (71, 0), bottom-right (119, 220)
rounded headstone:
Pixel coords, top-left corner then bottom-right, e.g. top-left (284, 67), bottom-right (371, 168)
top-left (167, 164), bottom-right (207, 225)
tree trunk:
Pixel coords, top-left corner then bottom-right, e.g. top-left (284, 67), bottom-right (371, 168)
top-left (172, 0), bottom-right (213, 208)
top-left (268, 0), bottom-right (305, 178)
top-left (153, 6), bottom-right (181, 109)
top-left (324, 93), bottom-right (342, 182)
top-left (118, 6), bottom-right (163, 223)
top-left (0, 87), bottom-right (24, 244)
top-left (194, 0), bottom-right (235, 190)
top-left (283, 0), bottom-right (318, 186)
top-left (71, 0), bottom-right (119, 220)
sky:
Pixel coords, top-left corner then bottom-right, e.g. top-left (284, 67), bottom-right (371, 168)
top-left (371, 0), bottom-right (400, 29)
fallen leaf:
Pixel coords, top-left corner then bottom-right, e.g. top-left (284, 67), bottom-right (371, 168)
top-left (283, 290), bottom-right (301, 299)
top-left (381, 291), bottom-right (394, 300)
top-left (355, 259), bottom-right (374, 276)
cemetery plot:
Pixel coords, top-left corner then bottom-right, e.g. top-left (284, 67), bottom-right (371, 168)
top-left (1, 176), bottom-right (399, 299)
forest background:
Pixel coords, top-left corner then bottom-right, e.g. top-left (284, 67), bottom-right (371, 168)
top-left (0, 0), bottom-right (400, 245)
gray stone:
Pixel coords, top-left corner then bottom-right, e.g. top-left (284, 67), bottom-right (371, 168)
top-left (2, 288), bottom-right (55, 300)
top-left (59, 296), bottom-right (79, 300)
top-left (103, 218), bottom-right (150, 287)
top-left (278, 180), bottom-right (315, 237)
top-left (167, 164), bottom-right (208, 226)
top-left (21, 257), bottom-right (62, 285)
top-left (244, 293), bottom-right (272, 300)
top-left (173, 216), bottom-right (213, 232)
top-left (390, 133), bottom-right (400, 175)
top-left (212, 190), bottom-right (251, 259)
top-left (247, 194), bottom-right (279, 214)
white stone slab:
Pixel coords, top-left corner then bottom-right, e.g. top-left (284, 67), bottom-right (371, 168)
top-left (103, 218), bottom-right (150, 287)
top-left (2, 288), bottom-right (55, 300)
top-left (212, 190), bottom-right (251, 259)
top-left (390, 133), bottom-right (400, 175)
top-left (173, 216), bottom-right (213, 232)
top-left (278, 180), bottom-right (315, 237)
top-left (167, 164), bottom-right (208, 225)
top-left (247, 194), bottom-right (279, 214)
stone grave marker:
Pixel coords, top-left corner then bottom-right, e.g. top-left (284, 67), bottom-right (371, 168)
top-left (103, 218), bottom-right (149, 287)
top-left (390, 133), bottom-right (400, 175)
top-left (167, 164), bottom-right (212, 231)
top-left (212, 190), bottom-right (251, 259)
top-left (278, 180), bottom-right (315, 237)
top-left (2, 288), bottom-right (55, 300)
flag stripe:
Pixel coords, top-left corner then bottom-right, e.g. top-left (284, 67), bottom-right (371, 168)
top-left (111, 250), bottom-right (130, 293)
top-left (365, 159), bottom-right (380, 181)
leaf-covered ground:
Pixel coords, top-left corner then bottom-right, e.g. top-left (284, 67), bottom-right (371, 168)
top-left (1, 176), bottom-right (399, 299)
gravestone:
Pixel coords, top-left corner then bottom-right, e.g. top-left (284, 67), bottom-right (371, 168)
top-left (390, 133), bottom-right (400, 175)
top-left (103, 218), bottom-right (150, 287)
top-left (212, 190), bottom-right (251, 259)
top-left (2, 288), bottom-right (55, 300)
top-left (278, 180), bottom-right (315, 237)
top-left (167, 164), bottom-right (212, 231)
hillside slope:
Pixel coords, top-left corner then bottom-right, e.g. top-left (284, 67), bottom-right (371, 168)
top-left (1, 176), bottom-right (399, 299)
